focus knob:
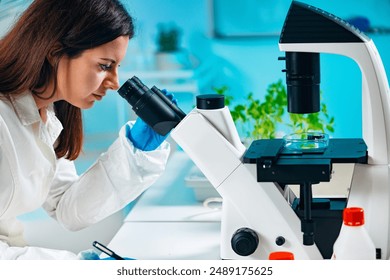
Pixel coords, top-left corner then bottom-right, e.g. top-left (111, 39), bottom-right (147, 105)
top-left (231, 227), bottom-right (259, 256)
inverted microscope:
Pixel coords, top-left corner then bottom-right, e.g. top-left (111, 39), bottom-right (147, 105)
top-left (118, 1), bottom-right (390, 259)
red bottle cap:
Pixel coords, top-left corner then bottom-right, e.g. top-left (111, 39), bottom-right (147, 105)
top-left (343, 207), bottom-right (365, 226)
top-left (268, 251), bottom-right (295, 260)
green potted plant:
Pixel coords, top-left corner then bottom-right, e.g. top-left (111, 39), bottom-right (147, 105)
top-left (156, 23), bottom-right (181, 53)
top-left (213, 80), bottom-right (335, 144)
top-left (155, 22), bottom-right (188, 70)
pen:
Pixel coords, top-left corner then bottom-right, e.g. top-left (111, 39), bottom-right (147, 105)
top-left (92, 241), bottom-right (125, 260)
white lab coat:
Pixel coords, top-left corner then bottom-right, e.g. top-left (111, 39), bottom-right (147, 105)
top-left (0, 92), bottom-right (170, 259)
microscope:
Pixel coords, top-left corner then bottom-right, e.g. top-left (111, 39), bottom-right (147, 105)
top-left (276, 1), bottom-right (390, 259)
top-left (118, 1), bottom-right (390, 259)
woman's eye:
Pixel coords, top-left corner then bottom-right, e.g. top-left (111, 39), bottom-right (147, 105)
top-left (99, 64), bottom-right (112, 71)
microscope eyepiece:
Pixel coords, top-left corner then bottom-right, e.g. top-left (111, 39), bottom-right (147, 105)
top-left (117, 76), bottom-right (148, 105)
top-left (118, 76), bottom-right (186, 136)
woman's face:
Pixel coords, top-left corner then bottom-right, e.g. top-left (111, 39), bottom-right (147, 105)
top-left (56, 35), bottom-right (129, 109)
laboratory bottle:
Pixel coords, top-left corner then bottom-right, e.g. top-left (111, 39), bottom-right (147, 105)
top-left (331, 207), bottom-right (376, 260)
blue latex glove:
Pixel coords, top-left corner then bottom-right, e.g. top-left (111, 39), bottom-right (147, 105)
top-left (161, 89), bottom-right (177, 104)
top-left (101, 257), bottom-right (135, 260)
top-left (77, 249), bottom-right (135, 261)
top-left (78, 250), bottom-right (101, 260)
top-left (126, 90), bottom-right (177, 151)
top-left (78, 250), bottom-right (135, 260)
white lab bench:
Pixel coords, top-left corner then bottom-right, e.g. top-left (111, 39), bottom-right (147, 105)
top-left (107, 150), bottom-right (222, 260)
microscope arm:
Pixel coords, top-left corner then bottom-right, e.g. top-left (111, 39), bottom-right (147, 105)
top-left (170, 109), bottom-right (244, 187)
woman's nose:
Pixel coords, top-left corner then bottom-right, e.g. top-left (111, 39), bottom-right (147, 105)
top-left (104, 71), bottom-right (120, 90)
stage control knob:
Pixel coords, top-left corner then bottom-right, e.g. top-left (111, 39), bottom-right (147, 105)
top-left (231, 228), bottom-right (259, 256)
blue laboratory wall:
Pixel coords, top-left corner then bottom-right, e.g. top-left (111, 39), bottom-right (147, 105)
top-left (69, 0), bottom-right (390, 171)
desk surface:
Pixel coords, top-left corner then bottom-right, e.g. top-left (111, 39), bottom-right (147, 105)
top-left (108, 222), bottom-right (221, 260)
top-left (108, 151), bottom-right (222, 260)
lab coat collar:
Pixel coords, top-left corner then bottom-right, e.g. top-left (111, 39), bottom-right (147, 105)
top-left (10, 91), bottom-right (63, 146)
top-left (10, 91), bottom-right (42, 126)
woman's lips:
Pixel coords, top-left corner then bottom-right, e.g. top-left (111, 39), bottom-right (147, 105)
top-left (93, 93), bottom-right (105, 101)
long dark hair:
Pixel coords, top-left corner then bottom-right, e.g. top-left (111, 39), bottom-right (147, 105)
top-left (0, 0), bottom-right (134, 160)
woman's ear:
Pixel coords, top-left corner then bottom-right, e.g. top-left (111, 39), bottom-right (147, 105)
top-left (47, 43), bottom-right (63, 66)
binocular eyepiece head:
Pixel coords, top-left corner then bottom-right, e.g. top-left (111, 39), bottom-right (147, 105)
top-left (118, 76), bottom-right (186, 136)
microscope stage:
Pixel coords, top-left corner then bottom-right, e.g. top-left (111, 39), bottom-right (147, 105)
top-left (243, 138), bottom-right (367, 184)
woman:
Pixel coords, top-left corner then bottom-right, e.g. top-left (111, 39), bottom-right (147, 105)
top-left (0, 0), bottom-right (171, 259)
